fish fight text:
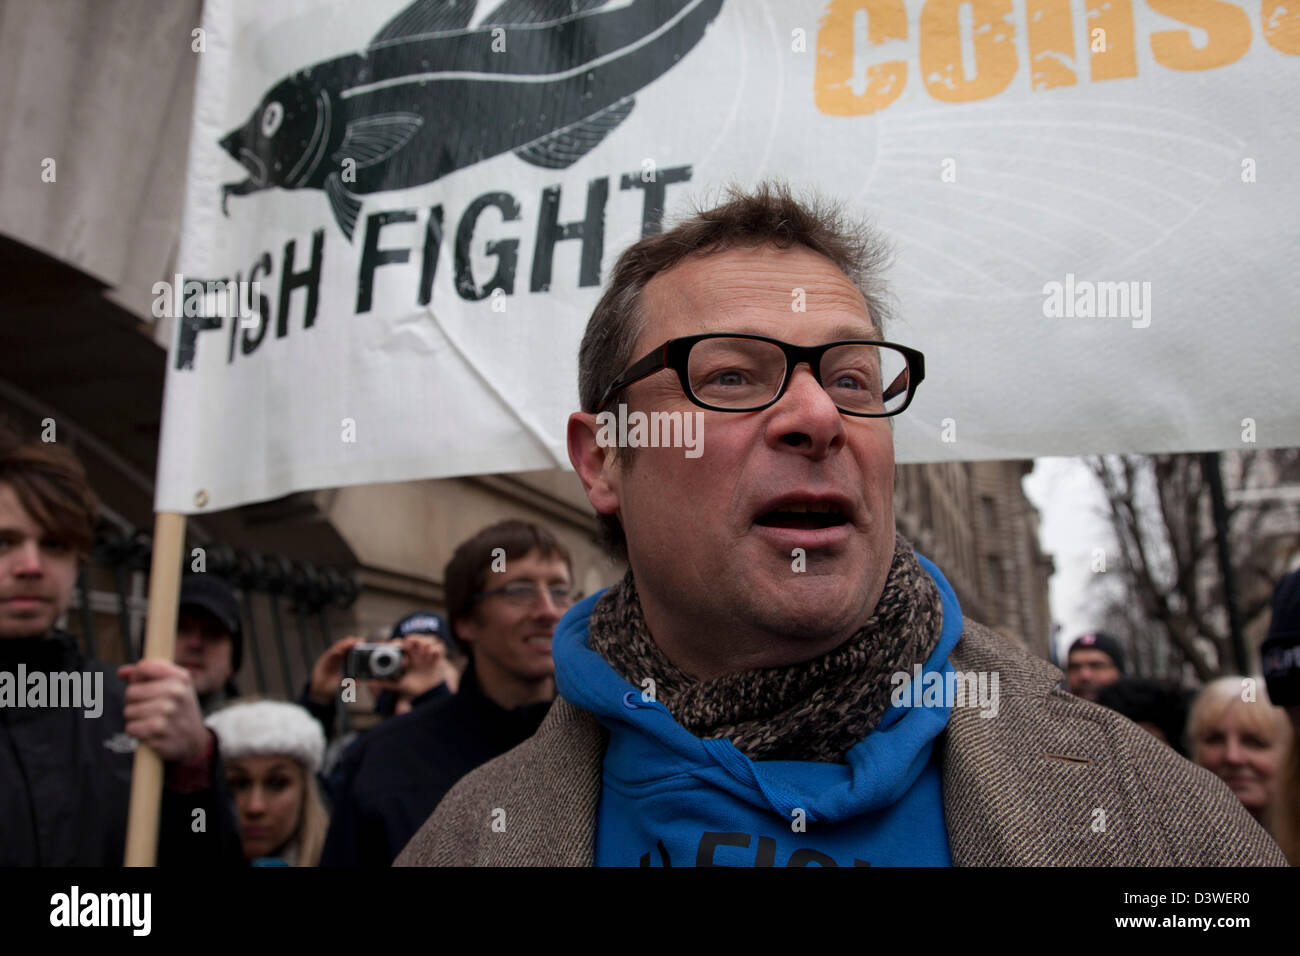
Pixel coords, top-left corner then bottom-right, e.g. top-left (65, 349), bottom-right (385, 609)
top-left (174, 166), bottom-right (691, 371)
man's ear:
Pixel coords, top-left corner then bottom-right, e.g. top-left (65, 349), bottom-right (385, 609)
top-left (567, 411), bottom-right (621, 516)
top-left (451, 615), bottom-right (475, 648)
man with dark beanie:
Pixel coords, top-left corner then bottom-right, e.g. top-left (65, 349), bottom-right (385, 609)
top-left (1065, 630), bottom-right (1125, 702)
top-left (397, 183), bottom-right (1285, 867)
top-left (174, 572), bottom-right (244, 716)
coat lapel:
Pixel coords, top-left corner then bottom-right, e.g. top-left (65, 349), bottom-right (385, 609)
top-left (941, 621), bottom-right (1135, 866)
top-left (477, 697), bottom-right (607, 866)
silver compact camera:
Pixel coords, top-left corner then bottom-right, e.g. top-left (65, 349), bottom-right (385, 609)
top-left (344, 642), bottom-right (406, 680)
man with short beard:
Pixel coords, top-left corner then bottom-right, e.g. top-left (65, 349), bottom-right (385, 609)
top-left (398, 184), bottom-right (1285, 867)
top-left (0, 428), bottom-right (240, 865)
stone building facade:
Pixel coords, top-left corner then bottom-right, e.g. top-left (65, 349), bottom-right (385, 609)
top-left (896, 461), bottom-right (1054, 659)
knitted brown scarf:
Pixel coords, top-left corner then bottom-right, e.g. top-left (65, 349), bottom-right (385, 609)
top-left (587, 533), bottom-right (942, 763)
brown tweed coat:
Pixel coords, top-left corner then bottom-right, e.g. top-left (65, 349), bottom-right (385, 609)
top-left (395, 619), bottom-right (1288, 866)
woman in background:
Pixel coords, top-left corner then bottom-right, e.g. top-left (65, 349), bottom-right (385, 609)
top-left (1188, 676), bottom-right (1296, 862)
top-left (207, 699), bottom-right (329, 866)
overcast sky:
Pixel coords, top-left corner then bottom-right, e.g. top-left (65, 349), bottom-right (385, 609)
top-left (1022, 457), bottom-right (1116, 664)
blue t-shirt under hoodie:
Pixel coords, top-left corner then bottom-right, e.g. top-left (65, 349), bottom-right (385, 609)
top-left (553, 554), bottom-right (964, 867)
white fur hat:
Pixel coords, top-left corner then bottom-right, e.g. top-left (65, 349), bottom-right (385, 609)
top-left (206, 700), bottom-right (326, 775)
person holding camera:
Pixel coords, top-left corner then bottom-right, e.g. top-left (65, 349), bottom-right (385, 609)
top-left (300, 611), bottom-right (461, 744)
top-left (368, 612), bottom-right (465, 715)
top-left (320, 520), bottom-right (571, 867)
top-left (301, 612), bottom-right (463, 795)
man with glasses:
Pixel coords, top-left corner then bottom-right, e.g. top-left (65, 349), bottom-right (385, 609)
top-left (322, 520), bottom-right (573, 866)
top-left (398, 183), bottom-right (1284, 867)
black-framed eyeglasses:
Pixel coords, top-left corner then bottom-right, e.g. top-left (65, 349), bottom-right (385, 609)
top-left (596, 333), bottom-right (926, 417)
top-left (473, 580), bottom-right (579, 609)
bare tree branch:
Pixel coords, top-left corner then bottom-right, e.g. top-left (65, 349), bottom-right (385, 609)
top-left (1078, 450), bottom-right (1295, 683)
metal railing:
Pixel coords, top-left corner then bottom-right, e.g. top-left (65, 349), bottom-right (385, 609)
top-left (75, 522), bottom-right (359, 699)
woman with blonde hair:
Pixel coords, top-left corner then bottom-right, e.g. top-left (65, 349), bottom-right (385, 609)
top-left (1187, 676), bottom-right (1295, 857)
top-left (206, 699), bottom-right (329, 866)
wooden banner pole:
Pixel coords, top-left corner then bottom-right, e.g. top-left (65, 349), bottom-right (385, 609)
top-left (123, 510), bottom-right (187, 867)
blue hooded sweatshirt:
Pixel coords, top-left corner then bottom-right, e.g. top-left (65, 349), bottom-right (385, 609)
top-left (553, 554), bottom-right (964, 867)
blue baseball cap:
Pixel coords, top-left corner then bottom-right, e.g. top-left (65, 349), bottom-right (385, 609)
top-left (391, 611), bottom-right (458, 654)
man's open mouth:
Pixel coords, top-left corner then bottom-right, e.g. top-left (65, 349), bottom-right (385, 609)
top-left (753, 501), bottom-right (852, 531)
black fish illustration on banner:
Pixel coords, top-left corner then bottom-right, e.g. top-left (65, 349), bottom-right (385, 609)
top-left (219, 0), bottom-right (724, 240)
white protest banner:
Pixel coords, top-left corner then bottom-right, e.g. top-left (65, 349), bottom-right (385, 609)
top-left (157, 0), bottom-right (1300, 513)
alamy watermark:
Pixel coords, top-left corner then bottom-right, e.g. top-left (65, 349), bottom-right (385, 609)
top-left (1042, 273), bottom-right (1151, 329)
top-left (595, 404), bottom-right (703, 459)
top-left (0, 666), bottom-right (103, 718)
top-left (890, 666), bottom-right (1000, 719)
top-left (151, 273), bottom-right (262, 324)
top-left (50, 886), bottom-right (150, 936)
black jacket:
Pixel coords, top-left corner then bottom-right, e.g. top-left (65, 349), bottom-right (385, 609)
top-left (299, 679), bottom-right (449, 744)
top-left (0, 631), bottom-right (242, 866)
top-left (319, 666), bottom-right (550, 867)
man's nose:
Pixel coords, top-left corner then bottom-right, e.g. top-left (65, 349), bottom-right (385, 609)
top-left (11, 541), bottom-right (44, 575)
top-left (533, 591), bottom-right (562, 622)
top-left (766, 364), bottom-right (846, 457)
